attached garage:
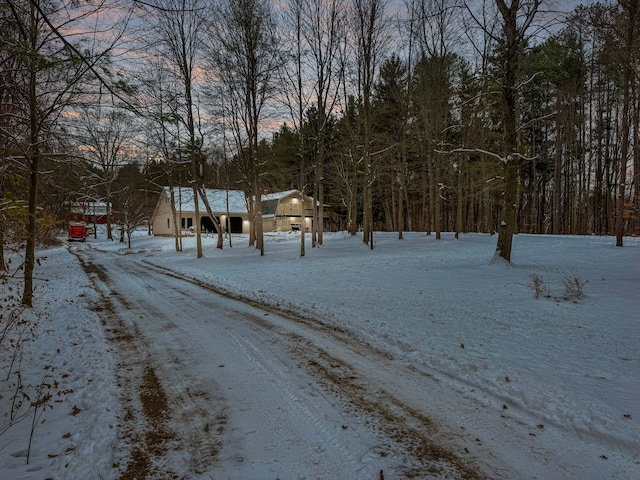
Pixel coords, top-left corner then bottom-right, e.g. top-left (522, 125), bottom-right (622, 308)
top-left (228, 216), bottom-right (244, 234)
top-left (151, 187), bottom-right (249, 236)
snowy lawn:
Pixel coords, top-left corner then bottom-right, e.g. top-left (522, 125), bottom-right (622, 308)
top-left (0, 230), bottom-right (638, 479)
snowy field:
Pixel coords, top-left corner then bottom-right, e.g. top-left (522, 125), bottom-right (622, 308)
top-left (0, 230), bottom-right (638, 479)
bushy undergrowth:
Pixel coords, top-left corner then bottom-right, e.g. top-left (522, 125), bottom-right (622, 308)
top-left (2, 208), bottom-right (65, 250)
top-left (0, 262), bottom-right (62, 464)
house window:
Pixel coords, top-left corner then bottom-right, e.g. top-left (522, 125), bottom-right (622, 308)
top-left (187, 217), bottom-right (193, 228)
top-left (167, 218), bottom-right (170, 229)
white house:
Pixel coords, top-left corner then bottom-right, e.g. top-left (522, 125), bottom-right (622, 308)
top-left (151, 187), bottom-right (327, 236)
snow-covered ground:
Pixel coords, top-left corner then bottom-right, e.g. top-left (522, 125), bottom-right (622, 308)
top-left (0, 230), bottom-right (638, 479)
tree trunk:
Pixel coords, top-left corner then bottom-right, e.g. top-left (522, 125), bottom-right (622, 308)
top-left (187, 99), bottom-right (202, 257)
top-left (349, 157), bottom-right (358, 235)
top-left (22, 154), bottom-right (39, 307)
top-left (433, 154), bottom-right (441, 240)
top-left (496, 158), bottom-right (518, 261)
top-left (22, 3), bottom-right (39, 307)
top-left (318, 156), bottom-right (324, 245)
top-left (312, 176), bottom-right (318, 246)
top-left (455, 162), bottom-right (463, 239)
top-left (552, 94), bottom-right (563, 234)
top-left (494, 0), bottom-right (534, 262)
top-left (317, 101), bottom-right (325, 246)
top-left (255, 196), bottom-right (264, 256)
top-left (254, 166), bottom-right (264, 256)
top-left (0, 175), bottom-right (6, 272)
top-left (633, 85), bottom-right (640, 235)
top-left (106, 192), bottom-right (113, 240)
top-left (198, 187), bottom-right (224, 249)
top-left (0, 228), bottom-right (5, 272)
top-left (248, 197), bottom-right (256, 246)
top-left (169, 187), bottom-right (182, 252)
top-left (615, 0), bottom-right (637, 246)
top-left (192, 182), bottom-right (203, 257)
top-left (398, 129), bottom-right (407, 239)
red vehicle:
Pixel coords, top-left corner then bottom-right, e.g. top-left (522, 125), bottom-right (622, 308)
top-left (68, 222), bottom-right (87, 242)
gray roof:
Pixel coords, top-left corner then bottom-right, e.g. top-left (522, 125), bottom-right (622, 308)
top-left (262, 189), bottom-right (298, 201)
top-left (162, 187), bottom-right (318, 215)
top-left (163, 187), bottom-right (248, 215)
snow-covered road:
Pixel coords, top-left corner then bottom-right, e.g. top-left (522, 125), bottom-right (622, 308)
top-left (75, 246), bottom-right (483, 479)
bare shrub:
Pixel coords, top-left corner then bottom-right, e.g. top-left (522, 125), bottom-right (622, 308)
top-left (560, 270), bottom-right (588, 300)
top-left (528, 273), bottom-right (550, 299)
top-left (528, 269), bottom-right (588, 301)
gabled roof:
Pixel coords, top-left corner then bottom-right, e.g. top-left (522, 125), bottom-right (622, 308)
top-left (162, 186), bottom-right (248, 214)
top-left (262, 189), bottom-right (323, 207)
top-left (160, 187), bottom-right (320, 216)
top-left (262, 189), bottom-right (299, 202)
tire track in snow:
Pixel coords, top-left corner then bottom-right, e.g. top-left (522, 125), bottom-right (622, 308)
top-left (76, 247), bottom-right (393, 478)
top-left (77, 245), bottom-right (488, 478)
top-left (73, 247), bottom-right (224, 478)
top-left (210, 306), bottom-right (485, 479)
top-left (299, 345), bottom-right (476, 478)
top-left (223, 327), bottom-right (367, 471)
top-left (148, 254), bottom-right (489, 478)
top-left (73, 252), bottom-right (179, 479)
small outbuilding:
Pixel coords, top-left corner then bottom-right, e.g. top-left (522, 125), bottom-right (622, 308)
top-left (69, 201), bottom-right (112, 224)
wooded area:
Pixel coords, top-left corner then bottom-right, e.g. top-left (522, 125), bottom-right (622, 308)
top-left (1, 0), bottom-right (639, 304)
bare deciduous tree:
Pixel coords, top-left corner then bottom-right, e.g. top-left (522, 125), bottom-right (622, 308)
top-left (208, 0), bottom-right (284, 256)
top-left (464, 0), bottom-right (542, 262)
top-left (612, 0), bottom-right (639, 247)
top-left (4, 0), bottom-right (126, 306)
top-left (282, 0), bottom-right (309, 256)
top-left (352, 0), bottom-right (390, 249)
top-left (494, 0), bottom-right (541, 261)
top-left (141, 0), bottom-right (210, 258)
top-left (74, 107), bottom-right (136, 241)
top-left (303, 0), bottom-right (347, 247)
top-left (138, 54), bottom-right (191, 251)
